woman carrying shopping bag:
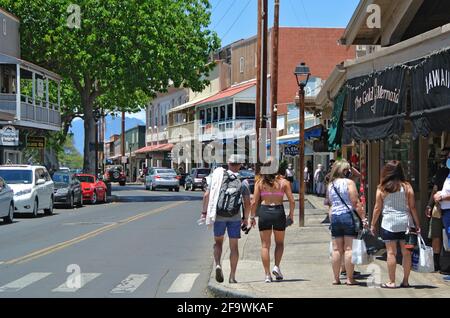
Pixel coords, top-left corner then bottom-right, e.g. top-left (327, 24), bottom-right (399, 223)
top-left (371, 161), bottom-right (421, 289)
top-left (326, 159), bottom-right (367, 286)
top-left (434, 151), bottom-right (450, 256)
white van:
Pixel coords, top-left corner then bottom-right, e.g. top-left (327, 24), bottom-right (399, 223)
top-left (0, 165), bottom-right (54, 217)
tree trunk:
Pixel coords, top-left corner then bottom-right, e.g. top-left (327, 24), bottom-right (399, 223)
top-left (82, 95), bottom-right (96, 174)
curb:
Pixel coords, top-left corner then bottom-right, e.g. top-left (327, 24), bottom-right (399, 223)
top-left (107, 195), bottom-right (119, 203)
top-left (207, 282), bottom-right (254, 299)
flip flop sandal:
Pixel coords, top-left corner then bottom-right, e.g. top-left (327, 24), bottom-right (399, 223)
top-left (381, 283), bottom-right (397, 289)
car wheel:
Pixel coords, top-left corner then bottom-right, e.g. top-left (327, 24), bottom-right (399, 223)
top-left (77, 194), bottom-right (83, 207)
top-left (175, 187), bottom-right (180, 192)
top-left (91, 192), bottom-right (97, 204)
top-left (32, 198), bottom-right (38, 218)
top-left (44, 197), bottom-right (54, 215)
top-left (68, 193), bottom-right (74, 209)
top-left (4, 202), bottom-right (14, 224)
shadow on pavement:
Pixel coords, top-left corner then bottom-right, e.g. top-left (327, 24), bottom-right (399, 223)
top-left (116, 195), bottom-right (203, 202)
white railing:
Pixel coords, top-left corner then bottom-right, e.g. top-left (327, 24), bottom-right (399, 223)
top-left (199, 120), bottom-right (255, 142)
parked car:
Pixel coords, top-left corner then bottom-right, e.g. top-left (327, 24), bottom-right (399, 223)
top-left (103, 165), bottom-right (126, 186)
top-left (145, 168), bottom-right (180, 192)
top-left (58, 167), bottom-right (70, 173)
top-left (0, 165), bottom-right (54, 217)
top-left (52, 172), bottom-right (83, 208)
top-left (0, 177), bottom-right (14, 223)
top-left (184, 168), bottom-right (211, 191)
top-left (74, 174), bottom-right (107, 204)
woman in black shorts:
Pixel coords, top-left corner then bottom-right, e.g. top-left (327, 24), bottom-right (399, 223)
top-left (250, 160), bottom-right (295, 283)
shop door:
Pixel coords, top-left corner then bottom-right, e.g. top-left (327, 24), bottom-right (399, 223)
top-left (3, 150), bottom-right (21, 164)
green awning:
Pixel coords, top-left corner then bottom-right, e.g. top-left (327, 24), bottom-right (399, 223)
top-left (328, 89), bottom-right (346, 151)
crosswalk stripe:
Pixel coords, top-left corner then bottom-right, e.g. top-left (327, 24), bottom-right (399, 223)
top-left (110, 274), bottom-right (148, 294)
top-left (52, 273), bottom-right (101, 292)
top-left (0, 273), bottom-right (52, 292)
top-left (167, 273), bottom-right (200, 293)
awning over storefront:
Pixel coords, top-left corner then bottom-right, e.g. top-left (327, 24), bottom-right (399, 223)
top-left (135, 143), bottom-right (174, 154)
top-left (271, 125), bottom-right (323, 146)
top-left (410, 49), bottom-right (450, 137)
top-left (327, 89), bottom-right (346, 151)
top-left (343, 66), bottom-right (407, 143)
top-left (196, 81), bottom-right (256, 106)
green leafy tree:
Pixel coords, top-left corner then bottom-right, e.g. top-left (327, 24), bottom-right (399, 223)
top-left (58, 133), bottom-right (83, 169)
top-left (1, 0), bottom-right (220, 173)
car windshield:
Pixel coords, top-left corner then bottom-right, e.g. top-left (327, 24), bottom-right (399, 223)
top-left (156, 169), bottom-right (176, 174)
top-left (53, 174), bottom-right (70, 184)
top-left (0, 170), bottom-right (33, 184)
top-left (239, 170), bottom-right (255, 178)
top-left (196, 169), bottom-right (210, 177)
top-left (76, 176), bottom-right (95, 183)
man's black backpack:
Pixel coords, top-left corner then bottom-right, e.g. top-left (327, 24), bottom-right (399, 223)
top-left (216, 171), bottom-right (243, 217)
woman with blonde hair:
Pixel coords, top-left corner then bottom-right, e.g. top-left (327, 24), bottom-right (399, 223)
top-left (250, 159), bottom-right (295, 283)
top-left (371, 160), bottom-right (421, 288)
top-left (327, 159), bottom-right (366, 285)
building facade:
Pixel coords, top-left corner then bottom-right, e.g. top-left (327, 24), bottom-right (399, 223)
top-left (0, 7), bottom-right (62, 166)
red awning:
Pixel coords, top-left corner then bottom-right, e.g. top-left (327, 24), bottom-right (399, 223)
top-left (135, 143), bottom-right (174, 154)
top-left (196, 81), bottom-right (256, 106)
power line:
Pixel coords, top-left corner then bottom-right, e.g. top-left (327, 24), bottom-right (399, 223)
top-left (221, 0), bottom-right (252, 42)
top-left (213, 0), bottom-right (238, 29)
top-left (212, 0), bottom-right (223, 15)
top-left (299, 0), bottom-right (312, 26)
top-left (288, 0), bottom-right (302, 26)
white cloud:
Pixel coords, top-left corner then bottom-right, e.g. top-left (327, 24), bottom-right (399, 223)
top-left (127, 110), bottom-right (147, 123)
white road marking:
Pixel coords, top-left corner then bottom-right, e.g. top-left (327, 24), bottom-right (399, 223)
top-left (110, 274), bottom-right (148, 294)
top-left (167, 273), bottom-right (200, 293)
top-left (52, 273), bottom-right (101, 292)
top-left (0, 272), bottom-right (51, 292)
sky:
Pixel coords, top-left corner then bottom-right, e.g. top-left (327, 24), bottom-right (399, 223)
top-left (127, 0), bottom-right (360, 122)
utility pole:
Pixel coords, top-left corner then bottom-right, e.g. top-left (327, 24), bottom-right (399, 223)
top-left (271, 0), bottom-right (280, 130)
top-left (256, 0), bottom-right (262, 165)
top-left (261, 0), bottom-right (268, 132)
top-left (121, 111), bottom-right (126, 172)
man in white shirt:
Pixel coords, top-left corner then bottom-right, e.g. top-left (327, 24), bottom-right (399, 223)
top-left (314, 164), bottom-right (325, 196)
top-left (285, 164), bottom-right (294, 183)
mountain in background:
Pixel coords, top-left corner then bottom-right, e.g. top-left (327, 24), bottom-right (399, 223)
top-left (69, 115), bottom-right (146, 155)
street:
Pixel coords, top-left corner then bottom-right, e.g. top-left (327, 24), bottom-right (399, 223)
top-left (0, 185), bottom-right (212, 298)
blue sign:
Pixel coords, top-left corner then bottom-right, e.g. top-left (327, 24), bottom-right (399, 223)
top-left (284, 145), bottom-right (299, 156)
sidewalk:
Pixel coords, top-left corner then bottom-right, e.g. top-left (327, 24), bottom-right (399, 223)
top-left (207, 195), bottom-right (450, 298)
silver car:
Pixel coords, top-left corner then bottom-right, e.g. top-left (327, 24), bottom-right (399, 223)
top-left (145, 168), bottom-right (180, 192)
top-left (0, 177), bottom-right (14, 223)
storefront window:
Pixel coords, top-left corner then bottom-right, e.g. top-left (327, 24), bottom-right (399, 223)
top-left (213, 107), bottom-right (219, 122)
top-left (206, 109), bottom-right (212, 124)
top-left (382, 128), bottom-right (420, 192)
top-left (227, 104), bottom-right (233, 120)
top-left (235, 102), bottom-right (255, 119)
top-left (220, 106), bottom-right (226, 122)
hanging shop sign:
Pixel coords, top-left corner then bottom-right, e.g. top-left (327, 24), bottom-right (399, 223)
top-left (284, 145), bottom-right (299, 156)
top-left (27, 136), bottom-right (46, 148)
top-left (410, 49), bottom-right (450, 137)
top-left (344, 66), bottom-right (407, 142)
top-left (0, 125), bottom-right (19, 146)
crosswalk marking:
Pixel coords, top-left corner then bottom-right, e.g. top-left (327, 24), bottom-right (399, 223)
top-left (110, 274), bottom-right (148, 294)
top-left (167, 273), bottom-right (200, 293)
top-left (52, 273), bottom-right (101, 292)
top-left (0, 272), bottom-right (51, 292)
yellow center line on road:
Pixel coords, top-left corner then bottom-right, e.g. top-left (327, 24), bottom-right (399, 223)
top-left (4, 201), bottom-right (186, 265)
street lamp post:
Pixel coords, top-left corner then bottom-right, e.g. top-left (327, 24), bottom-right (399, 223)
top-left (294, 62), bottom-right (311, 227)
top-left (93, 109), bottom-right (102, 178)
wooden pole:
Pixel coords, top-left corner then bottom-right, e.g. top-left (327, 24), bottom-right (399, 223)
top-left (256, 0), bottom-right (262, 164)
top-left (261, 0), bottom-right (268, 130)
top-left (271, 0), bottom-right (280, 130)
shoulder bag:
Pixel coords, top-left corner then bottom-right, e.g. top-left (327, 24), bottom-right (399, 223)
top-left (332, 182), bottom-right (362, 232)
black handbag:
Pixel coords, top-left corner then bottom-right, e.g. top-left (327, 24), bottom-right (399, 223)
top-left (332, 182), bottom-right (363, 231)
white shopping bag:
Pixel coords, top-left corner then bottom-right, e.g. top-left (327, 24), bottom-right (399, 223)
top-left (412, 234), bottom-right (434, 273)
top-left (351, 239), bottom-right (372, 265)
top-left (443, 229), bottom-right (450, 252)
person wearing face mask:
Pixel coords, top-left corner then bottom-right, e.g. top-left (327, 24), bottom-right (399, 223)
top-left (432, 149), bottom-right (450, 275)
top-left (425, 148), bottom-right (450, 272)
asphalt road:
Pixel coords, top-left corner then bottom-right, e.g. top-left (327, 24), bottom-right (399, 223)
top-left (0, 185), bottom-right (213, 298)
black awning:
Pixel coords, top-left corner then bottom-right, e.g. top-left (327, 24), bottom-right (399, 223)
top-left (343, 66), bottom-right (407, 143)
top-left (410, 49), bottom-right (450, 138)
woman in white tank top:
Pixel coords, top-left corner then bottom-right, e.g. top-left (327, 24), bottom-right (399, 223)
top-left (371, 161), bottom-right (421, 289)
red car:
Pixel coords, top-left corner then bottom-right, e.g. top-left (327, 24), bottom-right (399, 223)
top-left (74, 174), bottom-right (107, 204)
